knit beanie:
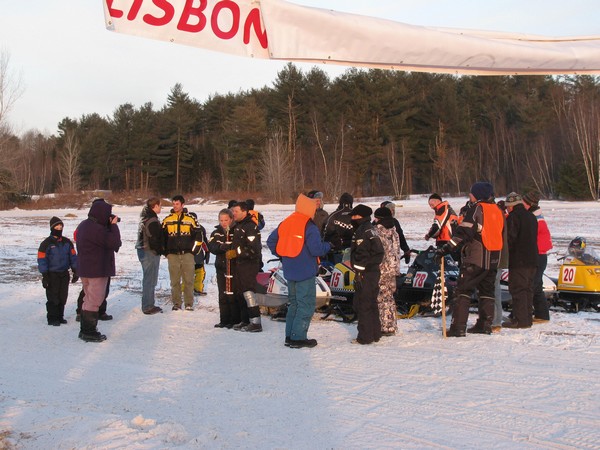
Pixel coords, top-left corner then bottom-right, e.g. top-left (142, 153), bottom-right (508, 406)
top-left (374, 207), bottom-right (392, 219)
top-left (470, 182), bottom-right (494, 201)
top-left (350, 204), bottom-right (372, 218)
top-left (49, 216), bottom-right (63, 229)
top-left (339, 192), bottom-right (353, 208)
top-left (428, 193), bottom-right (442, 202)
top-left (522, 191), bottom-right (540, 206)
top-left (505, 192), bottom-right (523, 207)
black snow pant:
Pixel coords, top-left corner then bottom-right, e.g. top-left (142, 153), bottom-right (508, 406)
top-left (509, 266), bottom-right (536, 327)
top-left (217, 270), bottom-right (237, 325)
top-left (353, 271), bottom-right (382, 344)
top-left (451, 264), bottom-right (496, 332)
top-left (77, 278), bottom-right (110, 315)
top-left (532, 254), bottom-right (550, 320)
top-left (46, 271), bottom-right (70, 323)
top-left (233, 260), bottom-right (260, 323)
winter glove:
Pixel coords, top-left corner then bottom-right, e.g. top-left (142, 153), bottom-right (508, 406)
top-left (424, 233), bottom-right (430, 241)
top-left (353, 272), bottom-right (364, 291)
top-left (225, 249), bottom-right (238, 260)
top-left (42, 273), bottom-right (49, 289)
top-left (434, 244), bottom-right (451, 264)
top-left (402, 252), bottom-right (411, 264)
top-left (71, 270), bottom-right (79, 283)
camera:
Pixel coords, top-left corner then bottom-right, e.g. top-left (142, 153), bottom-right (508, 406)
top-left (110, 214), bottom-right (121, 223)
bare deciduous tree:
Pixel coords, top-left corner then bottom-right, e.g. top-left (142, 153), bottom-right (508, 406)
top-left (58, 129), bottom-right (81, 193)
top-left (259, 129), bottom-right (292, 202)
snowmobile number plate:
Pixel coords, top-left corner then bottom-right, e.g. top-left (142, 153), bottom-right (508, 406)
top-left (413, 271), bottom-right (428, 288)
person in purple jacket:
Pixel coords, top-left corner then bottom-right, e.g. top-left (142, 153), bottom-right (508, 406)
top-left (75, 199), bottom-right (122, 342)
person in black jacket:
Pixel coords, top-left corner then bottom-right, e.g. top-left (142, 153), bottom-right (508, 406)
top-left (37, 216), bottom-right (78, 326)
top-left (503, 192), bottom-right (538, 329)
top-left (135, 197), bottom-right (163, 315)
top-left (208, 208), bottom-right (237, 328)
top-left (324, 192), bottom-right (354, 264)
top-left (228, 202), bottom-right (263, 332)
top-left (350, 204), bottom-right (385, 345)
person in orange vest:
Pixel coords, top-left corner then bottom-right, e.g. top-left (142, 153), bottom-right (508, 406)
top-left (437, 182), bottom-right (504, 337)
top-left (424, 193), bottom-right (458, 248)
top-left (267, 194), bottom-right (331, 348)
top-left (246, 199), bottom-right (265, 230)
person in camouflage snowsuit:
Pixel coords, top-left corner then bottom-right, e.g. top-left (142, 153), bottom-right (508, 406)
top-left (373, 207), bottom-right (401, 335)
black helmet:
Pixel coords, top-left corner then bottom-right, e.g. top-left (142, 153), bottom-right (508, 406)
top-left (568, 237), bottom-right (586, 257)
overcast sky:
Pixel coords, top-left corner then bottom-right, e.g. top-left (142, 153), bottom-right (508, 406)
top-left (2, 0), bottom-right (598, 134)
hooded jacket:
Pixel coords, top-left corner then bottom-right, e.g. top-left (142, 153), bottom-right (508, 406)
top-left (135, 205), bottom-right (163, 255)
top-left (267, 195), bottom-right (331, 282)
top-left (75, 200), bottom-right (122, 278)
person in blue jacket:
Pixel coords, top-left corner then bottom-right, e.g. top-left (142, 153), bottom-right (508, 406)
top-left (37, 216), bottom-right (78, 326)
top-left (267, 194), bottom-right (331, 349)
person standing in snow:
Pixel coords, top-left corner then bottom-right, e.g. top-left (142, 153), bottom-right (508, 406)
top-left (372, 207), bottom-right (401, 336)
top-left (307, 190), bottom-right (329, 234)
top-left (228, 201), bottom-right (263, 332)
top-left (522, 191), bottom-right (552, 323)
top-left (350, 204), bottom-right (385, 345)
top-left (37, 216), bottom-right (78, 326)
top-left (380, 200), bottom-right (411, 264)
top-left (161, 195), bottom-right (201, 311)
top-left (439, 182), bottom-right (504, 337)
top-left (208, 208), bottom-right (237, 328)
top-left (503, 192), bottom-right (538, 329)
top-left (424, 193), bottom-right (458, 248)
top-left (324, 192), bottom-right (354, 264)
top-left (135, 197), bottom-right (163, 315)
top-left (75, 199), bottom-right (121, 342)
top-left (267, 194), bottom-right (331, 349)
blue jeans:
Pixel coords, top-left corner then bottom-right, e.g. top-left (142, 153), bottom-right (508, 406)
top-left (138, 248), bottom-right (160, 311)
top-left (286, 278), bottom-right (316, 341)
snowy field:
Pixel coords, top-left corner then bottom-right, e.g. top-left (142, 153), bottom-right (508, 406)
top-left (0, 196), bottom-right (599, 449)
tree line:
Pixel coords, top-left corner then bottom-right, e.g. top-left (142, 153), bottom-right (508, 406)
top-left (1, 62), bottom-right (599, 204)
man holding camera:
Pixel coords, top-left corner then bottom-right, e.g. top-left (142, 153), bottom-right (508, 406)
top-left (162, 195), bottom-right (201, 311)
top-left (75, 198), bottom-right (122, 342)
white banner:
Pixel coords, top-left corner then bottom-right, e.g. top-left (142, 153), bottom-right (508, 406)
top-left (103, 0), bottom-right (600, 75)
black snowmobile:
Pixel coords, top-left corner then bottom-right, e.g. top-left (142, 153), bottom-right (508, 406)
top-left (395, 246), bottom-right (460, 315)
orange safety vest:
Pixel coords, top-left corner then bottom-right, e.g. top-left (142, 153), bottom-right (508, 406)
top-left (275, 212), bottom-right (311, 258)
top-left (435, 201), bottom-right (458, 242)
top-left (480, 203), bottom-right (504, 251)
top-left (249, 209), bottom-right (260, 226)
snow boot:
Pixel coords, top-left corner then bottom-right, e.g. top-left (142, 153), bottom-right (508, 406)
top-left (79, 311), bottom-right (107, 342)
top-left (241, 316), bottom-right (262, 333)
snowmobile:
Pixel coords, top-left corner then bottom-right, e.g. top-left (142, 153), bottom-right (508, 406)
top-left (550, 237), bottom-right (600, 312)
top-left (322, 254), bottom-right (359, 322)
top-left (254, 259), bottom-right (335, 319)
top-left (394, 246), bottom-right (460, 315)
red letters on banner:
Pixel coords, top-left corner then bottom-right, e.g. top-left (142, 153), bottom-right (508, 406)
top-left (106, 0), bottom-right (268, 48)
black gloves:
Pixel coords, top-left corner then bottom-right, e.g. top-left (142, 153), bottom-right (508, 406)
top-left (71, 270), bottom-right (79, 283)
top-left (42, 273), bottom-right (49, 289)
top-left (402, 252), bottom-right (411, 264)
top-left (434, 244), bottom-right (452, 264)
top-left (353, 272), bottom-right (364, 291)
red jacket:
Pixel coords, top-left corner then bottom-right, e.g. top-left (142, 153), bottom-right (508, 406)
top-left (532, 207), bottom-right (553, 254)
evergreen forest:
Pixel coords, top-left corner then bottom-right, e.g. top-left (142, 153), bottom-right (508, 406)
top-left (1, 64), bottom-right (599, 203)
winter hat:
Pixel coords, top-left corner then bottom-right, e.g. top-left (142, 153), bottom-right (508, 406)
top-left (350, 204), bottom-right (372, 218)
top-left (245, 199), bottom-right (256, 210)
top-left (49, 216), bottom-right (63, 229)
top-left (339, 192), bottom-right (353, 208)
top-left (381, 200), bottom-right (396, 214)
top-left (522, 190), bottom-right (540, 206)
top-left (470, 182), bottom-right (494, 201)
top-left (428, 193), bottom-right (442, 202)
top-left (504, 192), bottom-right (523, 207)
top-left (295, 193), bottom-right (317, 219)
top-left (374, 207), bottom-right (392, 219)
top-left (308, 190), bottom-right (324, 199)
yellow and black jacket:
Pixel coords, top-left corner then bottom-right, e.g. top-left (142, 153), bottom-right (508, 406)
top-left (162, 208), bottom-right (200, 255)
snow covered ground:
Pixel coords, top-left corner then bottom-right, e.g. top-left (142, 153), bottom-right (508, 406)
top-left (0, 196), bottom-right (599, 449)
